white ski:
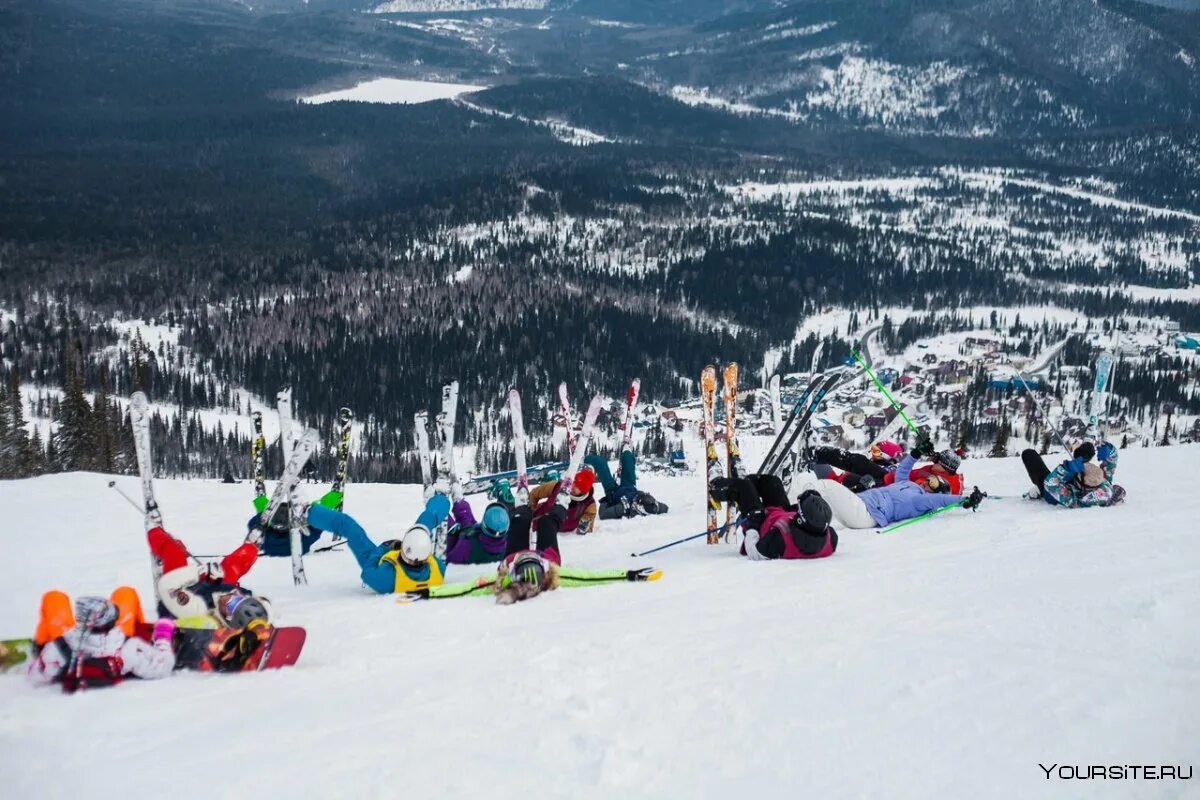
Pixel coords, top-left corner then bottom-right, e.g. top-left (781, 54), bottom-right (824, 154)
top-left (438, 381), bottom-right (459, 486)
top-left (769, 374), bottom-right (782, 437)
top-left (558, 382), bottom-right (576, 454)
top-left (619, 378), bottom-right (641, 452)
top-left (1088, 352), bottom-right (1115, 437)
top-left (277, 387), bottom-right (295, 466)
top-left (130, 391), bottom-right (165, 583)
top-left (246, 428), bottom-right (319, 547)
top-left (414, 411), bottom-right (432, 494)
top-left (508, 388), bottom-right (529, 505)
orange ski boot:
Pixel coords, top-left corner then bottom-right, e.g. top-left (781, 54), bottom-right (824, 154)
top-left (34, 590), bottom-right (75, 645)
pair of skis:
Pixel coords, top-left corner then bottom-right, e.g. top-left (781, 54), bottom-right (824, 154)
top-left (414, 382), bottom-right (460, 557)
top-left (702, 363), bottom-right (740, 545)
top-left (759, 370), bottom-right (850, 482)
top-left (129, 392), bottom-right (318, 589)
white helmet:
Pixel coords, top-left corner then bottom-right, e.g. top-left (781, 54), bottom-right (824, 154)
top-left (400, 525), bottom-right (433, 566)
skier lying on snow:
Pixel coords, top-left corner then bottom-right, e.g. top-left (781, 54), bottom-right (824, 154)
top-left (814, 438), bottom-right (985, 529)
top-left (809, 441), bottom-right (965, 494)
top-left (1021, 440), bottom-right (1125, 507)
top-left (583, 448), bottom-right (668, 520)
top-left (27, 590), bottom-right (176, 692)
top-left (443, 491), bottom-right (513, 565)
top-left (306, 500), bottom-right (448, 594)
top-left (252, 490), bottom-right (344, 557)
top-left (149, 526), bottom-right (273, 629)
top-left (526, 466), bottom-right (599, 535)
top-left (402, 490), bottom-right (659, 604)
top-left (709, 474), bottom-right (837, 560)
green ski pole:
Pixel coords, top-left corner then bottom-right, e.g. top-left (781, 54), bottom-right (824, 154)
top-left (877, 501), bottom-right (964, 534)
top-left (851, 348), bottom-right (919, 435)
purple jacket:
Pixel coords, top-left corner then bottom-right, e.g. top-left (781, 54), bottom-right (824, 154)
top-left (860, 455), bottom-right (963, 526)
top-left (444, 499), bottom-right (507, 564)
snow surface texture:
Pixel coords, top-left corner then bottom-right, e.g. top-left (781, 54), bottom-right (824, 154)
top-left (301, 78), bottom-right (486, 105)
top-left (2, 442), bottom-right (1198, 798)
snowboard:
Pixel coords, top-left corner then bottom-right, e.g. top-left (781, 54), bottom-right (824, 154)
top-left (170, 625), bottom-right (307, 672)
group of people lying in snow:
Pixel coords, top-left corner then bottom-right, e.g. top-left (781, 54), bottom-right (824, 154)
top-left (711, 432), bottom-right (1126, 561)
top-left (26, 448), bottom-right (668, 689)
top-left (26, 436), bottom-right (1124, 691)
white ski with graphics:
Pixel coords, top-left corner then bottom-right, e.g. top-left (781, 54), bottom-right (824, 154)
top-left (508, 387), bottom-right (530, 505)
top-left (277, 387), bottom-right (295, 466)
top-left (130, 391), bottom-right (165, 583)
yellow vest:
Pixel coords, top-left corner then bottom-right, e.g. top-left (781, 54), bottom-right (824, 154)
top-left (378, 552), bottom-right (446, 593)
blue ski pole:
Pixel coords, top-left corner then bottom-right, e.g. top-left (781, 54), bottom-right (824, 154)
top-left (632, 518), bottom-right (746, 557)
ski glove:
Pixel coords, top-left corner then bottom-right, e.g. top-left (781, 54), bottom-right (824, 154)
top-left (1097, 442), bottom-right (1116, 462)
top-left (1062, 457), bottom-right (1086, 477)
top-left (962, 487), bottom-right (986, 511)
top-left (911, 437), bottom-right (935, 459)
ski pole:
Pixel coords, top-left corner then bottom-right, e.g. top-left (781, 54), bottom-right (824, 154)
top-left (1013, 370), bottom-right (1071, 453)
top-left (107, 480), bottom-right (144, 515)
top-left (632, 518), bottom-right (746, 557)
top-left (850, 348), bottom-right (919, 435)
top-left (877, 502), bottom-right (964, 534)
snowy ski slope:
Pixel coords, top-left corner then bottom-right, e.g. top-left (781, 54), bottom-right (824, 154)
top-left (1, 439), bottom-right (1197, 799)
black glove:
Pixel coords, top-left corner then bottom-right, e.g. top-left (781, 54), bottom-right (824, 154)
top-left (962, 487), bottom-right (986, 511)
top-left (911, 437), bottom-right (934, 459)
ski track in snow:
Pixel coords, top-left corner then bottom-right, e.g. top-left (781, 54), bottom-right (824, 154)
top-left (2, 442), bottom-right (1198, 798)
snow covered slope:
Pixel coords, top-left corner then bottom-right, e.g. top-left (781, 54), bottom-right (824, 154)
top-left (2, 442), bottom-right (1197, 798)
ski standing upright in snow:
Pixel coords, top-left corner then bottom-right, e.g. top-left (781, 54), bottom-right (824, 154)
top-left (508, 387), bottom-right (530, 505)
top-left (130, 391), bottom-right (165, 583)
top-left (758, 373), bottom-right (823, 475)
top-left (251, 410), bottom-right (267, 512)
top-left (722, 363), bottom-right (740, 528)
top-left (701, 366), bottom-right (722, 545)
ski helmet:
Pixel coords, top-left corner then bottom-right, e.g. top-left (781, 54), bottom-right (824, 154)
top-left (1074, 441), bottom-right (1096, 462)
top-left (217, 593), bottom-right (270, 629)
top-left (508, 552), bottom-right (546, 590)
top-left (481, 503), bottom-right (511, 538)
top-left (794, 490), bottom-right (832, 535)
top-left (74, 596), bottom-right (118, 631)
top-left (870, 441), bottom-right (904, 464)
top-left (400, 525), bottom-right (433, 566)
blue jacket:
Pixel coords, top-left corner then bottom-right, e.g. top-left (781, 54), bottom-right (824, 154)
top-left (860, 455), bottom-right (964, 526)
top-left (308, 502), bottom-right (448, 594)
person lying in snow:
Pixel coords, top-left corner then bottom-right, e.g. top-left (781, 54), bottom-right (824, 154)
top-left (251, 490), bottom-right (343, 557)
top-left (708, 473), bottom-right (837, 560)
top-left (809, 441), bottom-right (965, 494)
top-left (1021, 440), bottom-right (1125, 507)
top-left (27, 590), bottom-right (176, 692)
top-left (306, 500), bottom-right (448, 594)
top-left (149, 526), bottom-right (273, 629)
top-left (583, 449), bottom-right (669, 520)
top-left (399, 491), bottom-right (658, 604)
top-left (443, 493), bottom-right (513, 565)
top-left (814, 438), bottom-right (985, 529)
top-left (526, 467), bottom-right (599, 536)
